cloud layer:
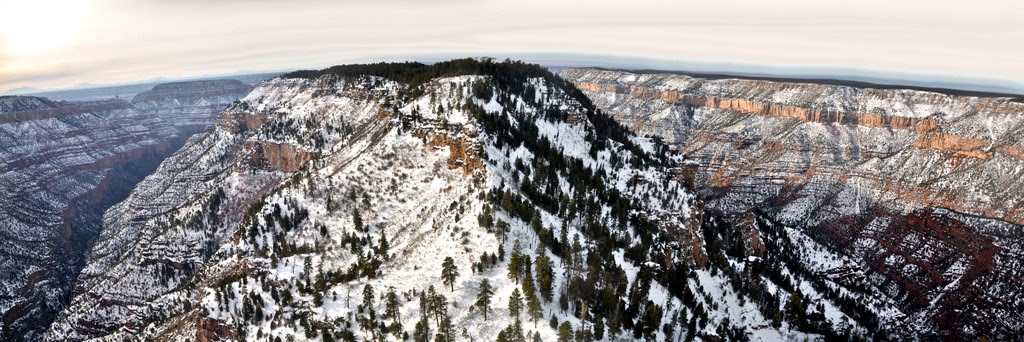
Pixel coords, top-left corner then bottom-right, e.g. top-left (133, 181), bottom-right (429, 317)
top-left (1, 0), bottom-right (1021, 92)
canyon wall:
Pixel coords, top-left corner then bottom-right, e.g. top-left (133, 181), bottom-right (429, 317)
top-left (561, 68), bottom-right (1024, 338)
top-left (0, 79), bottom-right (252, 341)
top-left (132, 79), bottom-right (254, 133)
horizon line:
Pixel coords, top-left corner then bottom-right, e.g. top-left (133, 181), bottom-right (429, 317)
top-left (7, 54), bottom-right (1023, 98)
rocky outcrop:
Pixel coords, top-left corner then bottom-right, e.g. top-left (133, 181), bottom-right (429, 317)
top-left (910, 132), bottom-right (991, 159)
top-left (244, 141), bottom-right (312, 172)
top-left (413, 126), bottom-right (484, 173)
top-left (561, 68), bottom-right (1024, 339)
top-left (193, 316), bottom-right (235, 342)
top-left (217, 110), bottom-right (273, 133)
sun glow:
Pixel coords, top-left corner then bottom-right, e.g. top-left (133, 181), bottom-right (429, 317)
top-left (0, 0), bottom-right (89, 56)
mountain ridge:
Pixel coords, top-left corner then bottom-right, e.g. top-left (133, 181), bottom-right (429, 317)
top-left (578, 67), bottom-right (1024, 100)
top-left (22, 59), bottom-right (1021, 341)
top-left (46, 59), bottom-right (854, 341)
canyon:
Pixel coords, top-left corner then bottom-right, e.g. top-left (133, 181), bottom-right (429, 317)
top-left (4, 60), bottom-right (1020, 341)
top-left (560, 68), bottom-right (1024, 339)
top-left (0, 79), bottom-right (254, 341)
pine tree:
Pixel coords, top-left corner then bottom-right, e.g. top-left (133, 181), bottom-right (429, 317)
top-left (385, 287), bottom-right (402, 326)
top-left (508, 240), bottom-right (523, 284)
top-left (413, 315), bottom-right (431, 342)
top-left (499, 319), bottom-right (526, 342)
top-left (530, 214), bottom-right (542, 234)
top-left (378, 233), bottom-right (390, 259)
top-left (522, 273), bottom-right (542, 327)
top-left (303, 256), bottom-right (314, 286)
top-left (640, 301), bottom-right (663, 340)
top-left (771, 312), bottom-right (783, 328)
top-left (559, 221), bottom-right (568, 248)
top-left (475, 279), bottom-right (494, 320)
top-left (441, 256), bottom-right (459, 292)
top-left (436, 314), bottom-right (453, 342)
top-left (534, 244), bottom-right (554, 302)
top-left (362, 284), bottom-right (375, 311)
top-left (509, 288), bottom-right (524, 319)
top-left (353, 209), bottom-right (364, 232)
top-left (479, 205), bottom-right (494, 228)
top-left (428, 288), bottom-right (448, 328)
top-left (558, 321), bottom-right (573, 342)
top-left (321, 328), bottom-right (334, 342)
top-left (784, 291), bottom-right (805, 329)
top-left (496, 220), bottom-right (509, 243)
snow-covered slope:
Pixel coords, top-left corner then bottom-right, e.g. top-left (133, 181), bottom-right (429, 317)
top-left (0, 96), bottom-right (181, 341)
top-left (560, 68), bottom-right (1024, 340)
top-left (46, 60), bottom-right (863, 341)
top-left (0, 79), bottom-right (252, 342)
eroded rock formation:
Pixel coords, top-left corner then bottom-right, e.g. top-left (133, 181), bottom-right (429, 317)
top-left (561, 68), bottom-right (1024, 338)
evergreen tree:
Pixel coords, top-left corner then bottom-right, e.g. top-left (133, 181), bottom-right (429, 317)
top-left (378, 233), bottom-right (390, 259)
top-left (534, 244), bottom-right (554, 302)
top-left (508, 240), bottom-right (523, 283)
top-left (475, 279), bottom-right (494, 320)
top-left (413, 315), bottom-right (431, 342)
top-left (530, 214), bottom-right (542, 234)
top-left (436, 314), bottom-right (454, 342)
top-left (441, 256), bottom-right (459, 292)
top-left (384, 287), bottom-right (402, 326)
top-left (362, 284), bottom-right (375, 313)
top-left (558, 321), bottom-right (573, 342)
top-left (496, 220), bottom-right (510, 243)
top-left (430, 291), bottom-right (449, 331)
top-left (479, 205), bottom-right (494, 228)
top-left (353, 209), bottom-right (364, 232)
top-left (498, 320), bottom-right (526, 342)
top-left (509, 288), bottom-right (524, 319)
top-left (784, 291), bottom-right (806, 329)
top-left (640, 301), bottom-right (663, 341)
top-left (559, 224), bottom-right (568, 255)
top-left (522, 273), bottom-right (542, 327)
top-left (771, 312), bottom-right (783, 329)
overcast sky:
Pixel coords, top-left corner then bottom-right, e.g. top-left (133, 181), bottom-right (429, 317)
top-left (1, 0), bottom-right (1021, 93)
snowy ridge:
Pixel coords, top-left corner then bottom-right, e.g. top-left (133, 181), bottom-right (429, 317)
top-left (42, 59), bottom-right (864, 341)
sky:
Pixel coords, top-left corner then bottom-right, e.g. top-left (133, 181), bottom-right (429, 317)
top-left (1, 0), bottom-right (1022, 94)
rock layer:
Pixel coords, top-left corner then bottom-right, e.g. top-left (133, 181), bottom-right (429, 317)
top-left (0, 78), bottom-right (252, 341)
top-left (561, 68), bottom-right (1024, 338)
top-left (131, 80), bottom-right (254, 133)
